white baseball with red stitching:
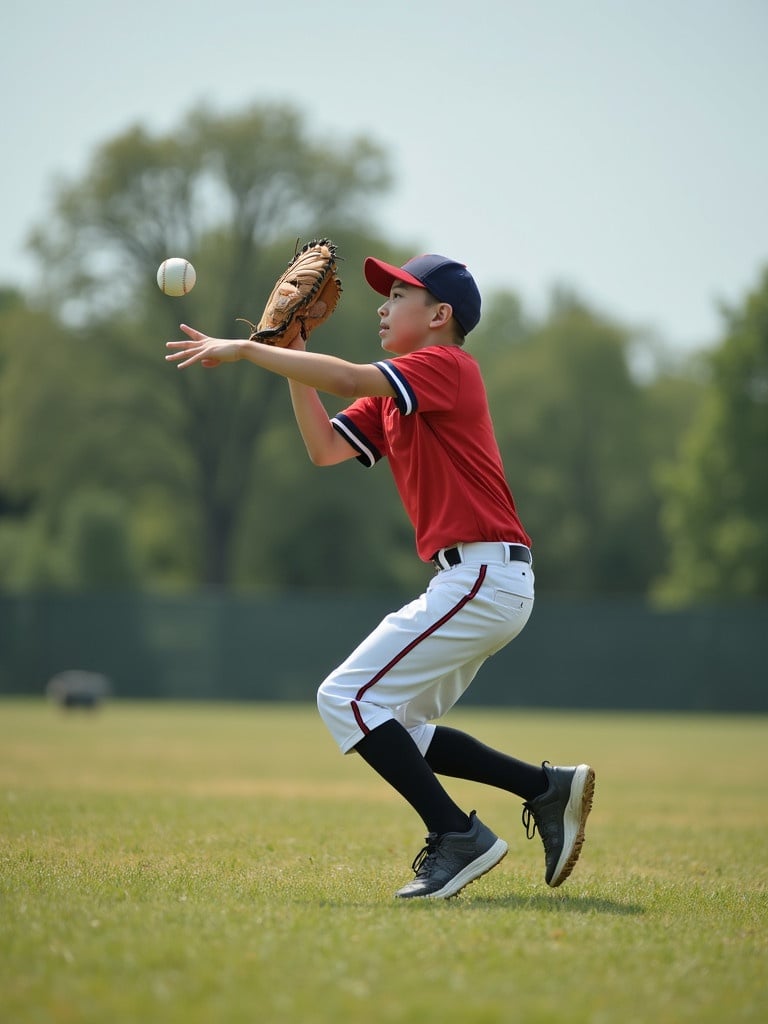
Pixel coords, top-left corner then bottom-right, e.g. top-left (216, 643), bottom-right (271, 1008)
top-left (157, 258), bottom-right (196, 297)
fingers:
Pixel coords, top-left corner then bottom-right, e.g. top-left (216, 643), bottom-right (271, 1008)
top-left (165, 343), bottom-right (207, 369)
top-left (165, 325), bottom-right (209, 369)
top-left (165, 342), bottom-right (194, 354)
top-left (166, 350), bottom-right (203, 369)
top-left (165, 342), bottom-right (196, 358)
top-left (164, 327), bottom-right (231, 370)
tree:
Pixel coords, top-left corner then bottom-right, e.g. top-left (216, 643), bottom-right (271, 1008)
top-left (655, 266), bottom-right (768, 603)
top-left (19, 103), bottom-right (393, 587)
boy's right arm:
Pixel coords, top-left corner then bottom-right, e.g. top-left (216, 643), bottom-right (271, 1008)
top-left (287, 379), bottom-right (358, 466)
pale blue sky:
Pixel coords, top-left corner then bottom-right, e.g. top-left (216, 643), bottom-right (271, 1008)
top-left (3, 0), bottom-right (767, 351)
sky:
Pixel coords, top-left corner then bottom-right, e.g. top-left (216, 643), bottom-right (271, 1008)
top-left (3, 0), bottom-right (767, 352)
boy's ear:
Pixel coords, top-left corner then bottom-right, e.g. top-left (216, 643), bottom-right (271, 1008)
top-left (430, 303), bottom-right (454, 327)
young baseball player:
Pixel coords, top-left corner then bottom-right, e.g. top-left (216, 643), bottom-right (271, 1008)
top-left (166, 252), bottom-right (595, 899)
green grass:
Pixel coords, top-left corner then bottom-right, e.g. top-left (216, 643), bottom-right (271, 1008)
top-left (1, 699), bottom-right (766, 1024)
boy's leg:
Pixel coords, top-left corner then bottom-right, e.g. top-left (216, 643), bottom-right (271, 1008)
top-left (317, 563), bottom-right (532, 755)
top-left (425, 725), bottom-right (548, 800)
top-left (425, 726), bottom-right (594, 888)
top-left (355, 720), bottom-right (470, 837)
top-left (354, 720), bottom-right (508, 899)
top-left (316, 561), bottom-right (532, 897)
top-left (522, 762), bottom-right (595, 887)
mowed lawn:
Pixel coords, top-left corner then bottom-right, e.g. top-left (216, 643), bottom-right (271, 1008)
top-left (1, 699), bottom-right (766, 1024)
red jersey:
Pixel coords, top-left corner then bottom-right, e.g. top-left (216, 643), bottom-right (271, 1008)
top-left (331, 345), bottom-right (531, 562)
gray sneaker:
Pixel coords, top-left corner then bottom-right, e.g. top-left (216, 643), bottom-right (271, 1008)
top-left (395, 811), bottom-right (508, 899)
top-left (522, 763), bottom-right (595, 887)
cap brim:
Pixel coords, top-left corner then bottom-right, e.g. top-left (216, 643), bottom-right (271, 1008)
top-left (364, 257), bottom-right (426, 297)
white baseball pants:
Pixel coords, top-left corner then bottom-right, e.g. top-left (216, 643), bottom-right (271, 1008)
top-left (317, 542), bottom-right (535, 755)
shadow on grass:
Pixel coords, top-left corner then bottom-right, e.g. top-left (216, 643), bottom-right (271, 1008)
top-left (306, 892), bottom-right (645, 915)
top-left (460, 892), bottom-right (645, 916)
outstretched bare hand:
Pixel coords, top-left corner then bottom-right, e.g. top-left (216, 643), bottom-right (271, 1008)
top-left (165, 325), bottom-right (245, 369)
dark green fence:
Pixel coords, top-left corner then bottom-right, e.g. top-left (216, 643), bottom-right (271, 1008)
top-left (1, 590), bottom-right (766, 711)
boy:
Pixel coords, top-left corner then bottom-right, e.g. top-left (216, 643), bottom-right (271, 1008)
top-left (166, 251), bottom-right (594, 899)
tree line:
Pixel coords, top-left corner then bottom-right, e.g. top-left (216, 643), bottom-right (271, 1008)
top-left (0, 102), bottom-right (766, 604)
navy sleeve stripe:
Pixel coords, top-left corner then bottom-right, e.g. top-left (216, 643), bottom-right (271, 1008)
top-left (375, 360), bottom-right (418, 415)
top-left (331, 414), bottom-right (382, 467)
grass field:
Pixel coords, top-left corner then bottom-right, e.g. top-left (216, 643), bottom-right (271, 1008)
top-left (1, 699), bottom-right (766, 1024)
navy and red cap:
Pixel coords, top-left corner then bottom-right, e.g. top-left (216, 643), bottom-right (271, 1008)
top-left (364, 254), bottom-right (482, 335)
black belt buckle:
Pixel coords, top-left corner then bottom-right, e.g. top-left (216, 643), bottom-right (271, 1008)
top-left (431, 547), bottom-right (461, 569)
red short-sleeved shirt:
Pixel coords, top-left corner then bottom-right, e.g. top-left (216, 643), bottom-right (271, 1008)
top-left (331, 345), bottom-right (531, 562)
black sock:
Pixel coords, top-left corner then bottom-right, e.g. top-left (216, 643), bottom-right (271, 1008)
top-left (354, 720), bottom-right (471, 836)
top-left (425, 726), bottom-right (547, 802)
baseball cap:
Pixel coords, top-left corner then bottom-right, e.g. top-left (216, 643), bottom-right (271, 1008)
top-left (364, 254), bottom-right (482, 334)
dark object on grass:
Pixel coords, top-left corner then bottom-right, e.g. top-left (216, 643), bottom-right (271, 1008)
top-left (46, 670), bottom-right (111, 710)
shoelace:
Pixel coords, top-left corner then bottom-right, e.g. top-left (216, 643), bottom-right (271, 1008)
top-left (521, 804), bottom-right (538, 840)
top-left (411, 835), bottom-right (441, 875)
top-left (523, 802), bottom-right (560, 847)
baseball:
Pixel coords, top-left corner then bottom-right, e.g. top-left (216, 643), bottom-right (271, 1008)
top-left (157, 258), bottom-right (196, 297)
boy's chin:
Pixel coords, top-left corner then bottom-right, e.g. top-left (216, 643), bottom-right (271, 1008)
top-left (381, 335), bottom-right (405, 355)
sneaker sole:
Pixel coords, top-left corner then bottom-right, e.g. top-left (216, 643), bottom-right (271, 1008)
top-left (548, 764), bottom-right (595, 888)
top-left (421, 838), bottom-right (509, 900)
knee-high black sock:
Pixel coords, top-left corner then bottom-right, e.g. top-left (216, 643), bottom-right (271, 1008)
top-left (354, 720), bottom-right (471, 837)
top-left (425, 726), bottom-right (547, 801)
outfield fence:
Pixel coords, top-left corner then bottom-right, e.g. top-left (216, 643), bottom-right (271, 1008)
top-left (1, 590), bottom-right (765, 711)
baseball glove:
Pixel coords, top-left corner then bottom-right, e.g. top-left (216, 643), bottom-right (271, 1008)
top-left (243, 238), bottom-right (342, 347)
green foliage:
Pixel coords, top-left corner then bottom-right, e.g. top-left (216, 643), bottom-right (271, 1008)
top-left (0, 491), bottom-right (140, 591)
top-left (0, 286), bottom-right (25, 317)
top-left (1, 701), bottom-right (766, 1024)
top-left (59, 489), bottom-right (141, 588)
top-left (0, 517), bottom-right (66, 588)
top-left (655, 266), bottom-right (768, 603)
